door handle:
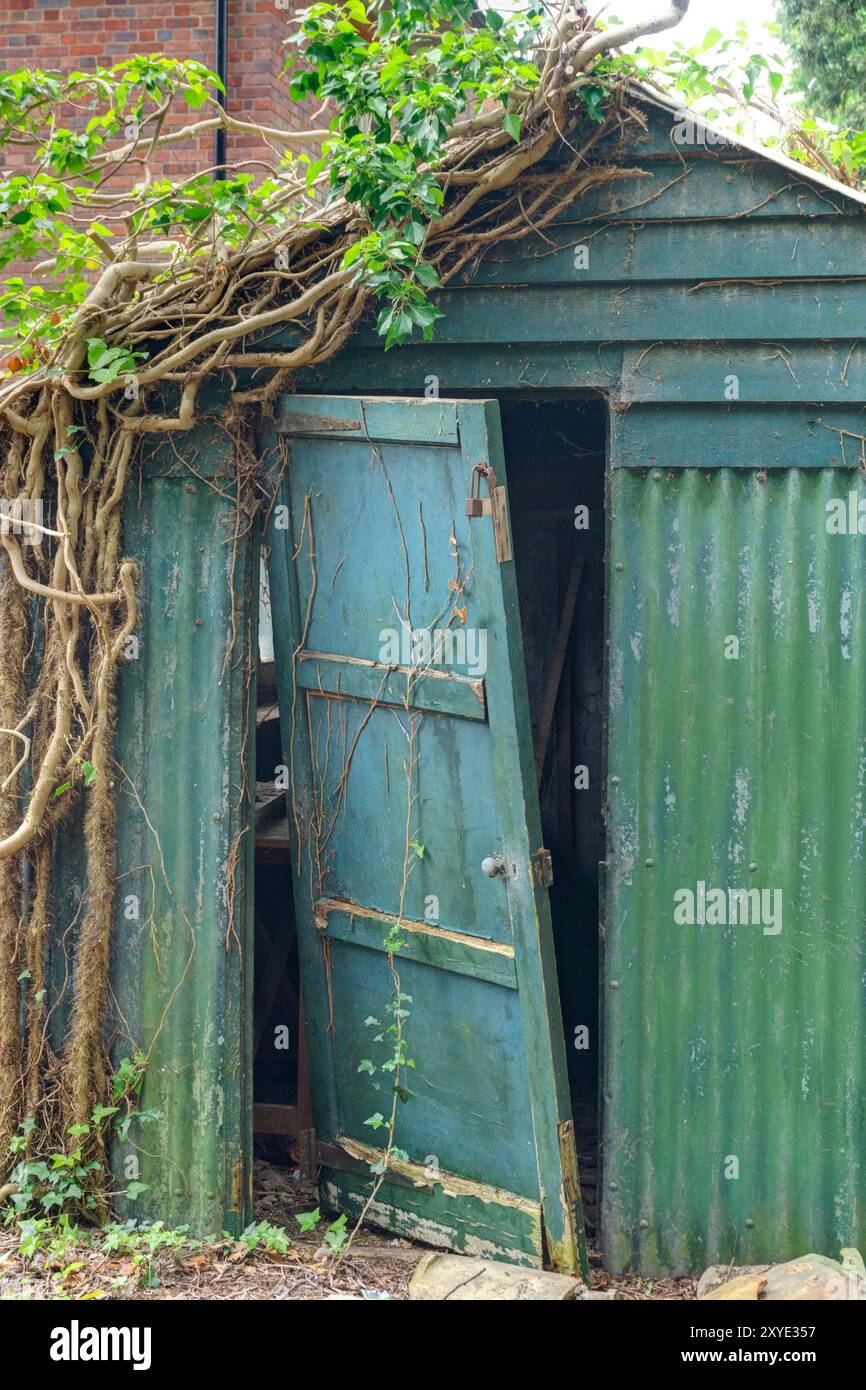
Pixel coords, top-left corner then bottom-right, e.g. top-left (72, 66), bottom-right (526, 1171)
top-left (481, 855), bottom-right (506, 879)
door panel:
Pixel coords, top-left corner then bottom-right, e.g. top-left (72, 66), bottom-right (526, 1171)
top-left (265, 395), bottom-right (584, 1272)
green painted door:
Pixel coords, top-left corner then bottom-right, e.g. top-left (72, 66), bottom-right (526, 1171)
top-left (265, 395), bottom-right (584, 1273)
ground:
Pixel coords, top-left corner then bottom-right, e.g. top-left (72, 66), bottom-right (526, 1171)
top-left (0, 1159), bottom-right (696, 1300)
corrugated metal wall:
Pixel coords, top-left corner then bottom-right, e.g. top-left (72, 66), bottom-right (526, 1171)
top-left (603, 466), bottom-right (866, 1273)
top-left (51, 416), bottom-right (256, 1235)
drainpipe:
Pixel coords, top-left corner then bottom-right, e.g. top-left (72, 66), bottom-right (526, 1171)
top-left (214, 0), bottom-right (228, 178)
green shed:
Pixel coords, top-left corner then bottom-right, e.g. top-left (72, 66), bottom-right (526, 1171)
top-left (92, 89), bottom-right (866, 1276)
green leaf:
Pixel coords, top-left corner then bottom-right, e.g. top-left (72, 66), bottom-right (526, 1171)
top-left (294, 1207), bottom-right (321, 1233)
top-left (324, 1214), bottom-right (348, 1252)
top-left (502, 112), bottom-right (521, 143)
top-left (90, 1104), bottom-right (117, 1123)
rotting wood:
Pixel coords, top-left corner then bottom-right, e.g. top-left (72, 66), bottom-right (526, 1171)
top-left (409, 1251), bottom-right (583, 1300)
top-left (336, 1136), bottom-right (538, 1213)
top-left (316, 897), bottom-right (515, 958)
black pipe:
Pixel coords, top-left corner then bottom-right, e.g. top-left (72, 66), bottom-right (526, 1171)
top-left (214, 0), bottom-right (228, 178)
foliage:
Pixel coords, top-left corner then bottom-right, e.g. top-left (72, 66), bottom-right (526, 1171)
top-left (3, 1073), bottom-right (160, 1219)
top-left (294, 1207), bottom-right (348, 1251)
top-left (285, 0), bottom-right (545, 344)
top-left (626, 19), bottom-right (866, 186)
top-left (1, 1213), bottom-right (299, 1296)
top-left (776, 0), bottom-right (866, 132)
top-left (237, 1219), bottom-right (292, 1255)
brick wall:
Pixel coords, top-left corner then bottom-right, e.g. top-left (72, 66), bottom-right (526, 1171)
top-left (0, 0), bottom-right (315, 181)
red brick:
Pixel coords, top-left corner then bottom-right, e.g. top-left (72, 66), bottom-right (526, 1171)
top-left (0, 0), bottom-right (318, 182)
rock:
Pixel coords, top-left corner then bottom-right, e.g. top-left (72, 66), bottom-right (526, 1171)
top-left (761, 1255), bottom-right (866, 1301)
top-left (699, 1251), bottom-right (866, 1302)
top-left (409, 1252), bottom-right (585, 1300)
top-left (841, 1248), bottom-right (866, 1278)
top-left (700, 1271), bottom-right (768, 1301)
top-left (697, 1264), bottom-right (769, 1298)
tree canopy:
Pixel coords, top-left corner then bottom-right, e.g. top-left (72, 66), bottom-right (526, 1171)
top-left (777, 0), bottom-right (866, 131)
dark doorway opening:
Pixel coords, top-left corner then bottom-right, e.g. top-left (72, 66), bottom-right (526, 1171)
top-left (252, 673), bottom-right (311, 1168)
top-left (500, 396), bottom-right (607, 1245)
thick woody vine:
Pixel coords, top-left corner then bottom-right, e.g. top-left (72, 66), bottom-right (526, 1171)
top-left (3, 0), bottom-right (841, 1215)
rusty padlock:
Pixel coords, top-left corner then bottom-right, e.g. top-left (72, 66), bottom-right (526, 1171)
top-left (466, 462), bottom-right (489, 517)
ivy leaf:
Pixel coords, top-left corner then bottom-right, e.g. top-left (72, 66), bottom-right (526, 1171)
top-left (90, 1104), bottom-right (118, 1123)
top-left (294, 1207), bottom-right (320, 1233)
top-left (502, 112), bottom-right (521, 143)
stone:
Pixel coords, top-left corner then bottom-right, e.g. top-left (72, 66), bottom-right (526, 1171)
top-left (409, 1252), bottom-right (585, 1300)
top-left (697, 1264), bottom-right (769, 1298)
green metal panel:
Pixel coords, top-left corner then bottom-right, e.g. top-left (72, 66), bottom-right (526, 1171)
top-left (603, 465), bottom-right (866, 1274)
top-left (264, 396), bottom-right (585, 1273)
top-left (52, 421), bottom-right (257, 1236)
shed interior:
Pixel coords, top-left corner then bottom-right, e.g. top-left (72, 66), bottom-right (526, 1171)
top-left (500, 397), bottom-right (606, 1239)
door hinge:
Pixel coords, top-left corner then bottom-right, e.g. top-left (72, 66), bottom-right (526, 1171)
top-left (466, 464), bottom-right (512, 563)
top-left (531, 847), bottom-right (554, 889)
top-left (558, 1119), bottom-right (581, 1210)
top-left (298, 1128), bottom-right (317, 1182)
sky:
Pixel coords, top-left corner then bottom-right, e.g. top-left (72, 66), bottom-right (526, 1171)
top-left (603, 0), bottom-right (781, 49)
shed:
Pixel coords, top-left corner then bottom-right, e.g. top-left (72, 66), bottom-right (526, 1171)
top-left (85, 90), bottom-right (866, 1277)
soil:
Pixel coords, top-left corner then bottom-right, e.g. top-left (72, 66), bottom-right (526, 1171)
top-left (0, 1158), bottom-right (696, 1300)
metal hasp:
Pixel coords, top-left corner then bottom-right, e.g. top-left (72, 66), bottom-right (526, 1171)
top-left (531, 848), bottom-right (554, 890)
top-left (466, 462), bottom-right (513, 563)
